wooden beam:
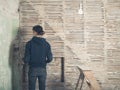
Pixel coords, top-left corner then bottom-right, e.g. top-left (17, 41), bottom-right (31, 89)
top-left (83, 70), bottom-right (101, 90)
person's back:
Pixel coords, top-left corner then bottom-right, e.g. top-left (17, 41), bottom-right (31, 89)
top-left (24, 25), bottom-right (53, 90)
top-left (26, 36), bottom-right (52, 68)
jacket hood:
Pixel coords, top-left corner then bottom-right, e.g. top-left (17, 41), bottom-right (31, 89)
top-left (31, 36), bottom-right (46, 45)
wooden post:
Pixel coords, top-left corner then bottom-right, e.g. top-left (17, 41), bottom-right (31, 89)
top-left (61, 57), bottom-right (64, 82)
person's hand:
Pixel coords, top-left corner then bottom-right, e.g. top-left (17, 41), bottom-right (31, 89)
top-left (18, 60), bottom-right (24, 65)
top-left (21, 60), bottom-right (24, 65)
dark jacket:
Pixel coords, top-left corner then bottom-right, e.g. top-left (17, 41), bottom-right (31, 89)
top-left (24, 36), bottom-right (53, 68)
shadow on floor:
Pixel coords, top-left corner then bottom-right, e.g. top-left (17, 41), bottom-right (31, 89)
top-left (45, 75), bottom-right (74, 90)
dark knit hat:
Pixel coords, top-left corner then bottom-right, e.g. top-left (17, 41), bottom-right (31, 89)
top-left (32, 25), bottom-right (45, 35)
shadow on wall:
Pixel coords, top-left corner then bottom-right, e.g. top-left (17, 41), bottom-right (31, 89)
top-left (9, 30), bottom-right (22, 90)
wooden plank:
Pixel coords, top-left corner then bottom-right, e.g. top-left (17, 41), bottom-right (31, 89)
top-left (83, 70), bottom-right (101, 90)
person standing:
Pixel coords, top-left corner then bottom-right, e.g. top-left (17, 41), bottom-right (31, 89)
top-left (24, 25), bottom-right (53, 90)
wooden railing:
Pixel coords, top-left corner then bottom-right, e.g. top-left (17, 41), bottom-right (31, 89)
top-left (75, 66), bottom-right (101, 90)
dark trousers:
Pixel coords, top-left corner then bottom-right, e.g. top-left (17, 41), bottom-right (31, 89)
top-left (28, 67), bottom-right (46, 90)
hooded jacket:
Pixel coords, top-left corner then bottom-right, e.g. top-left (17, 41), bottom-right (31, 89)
top-left (24, 36), bottom-right (53, 68)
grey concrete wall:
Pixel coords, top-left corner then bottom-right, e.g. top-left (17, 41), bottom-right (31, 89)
top-left (0, 0), bottom-right (19, 90)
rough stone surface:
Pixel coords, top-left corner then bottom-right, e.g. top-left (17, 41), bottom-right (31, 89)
top-left (18, 0), bottom-right (120, 90)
